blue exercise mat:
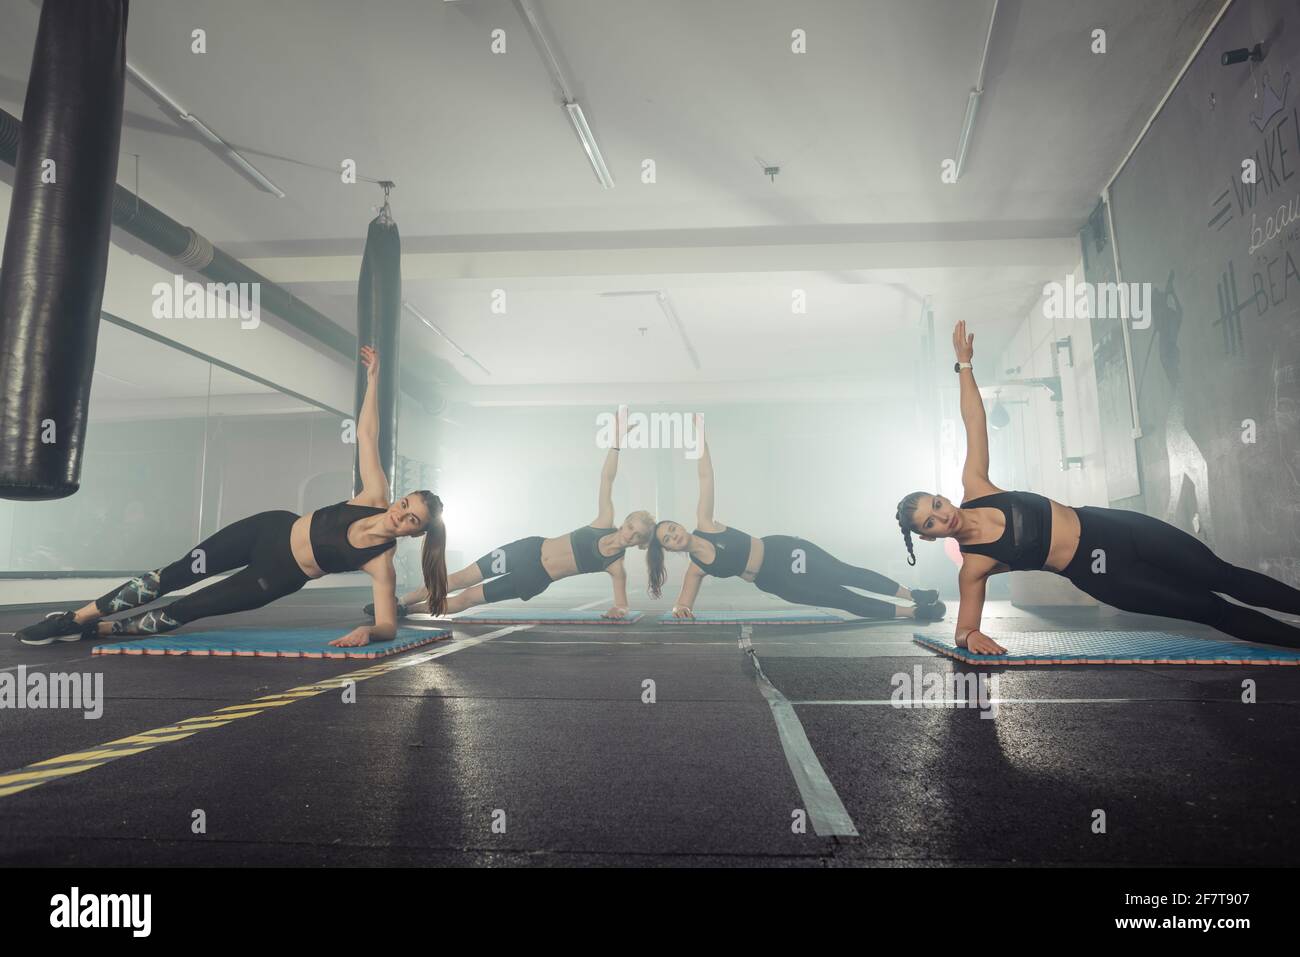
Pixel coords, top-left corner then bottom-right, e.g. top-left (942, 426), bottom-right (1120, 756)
top-left (914, 630), bottom-right (1300, 665)
top-left (93, 627), bottom-right (451, 660)
top-left (659, 610), bottom-right (850, 624)
top-left (454, 608), bottom-right (643, 624)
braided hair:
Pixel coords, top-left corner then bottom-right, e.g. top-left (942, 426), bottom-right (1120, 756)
top-left (895, 491), bottom-right (927, 567)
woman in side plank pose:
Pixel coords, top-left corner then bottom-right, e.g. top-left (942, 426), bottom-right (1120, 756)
top-left (894, 321), bottom-right (1300, 653)
top-left (16, 347), bottom-right (446, 649)
top-left (649, 421), bottom-right (945, 621)
top-left (387, 419), bottom-right (653, 620)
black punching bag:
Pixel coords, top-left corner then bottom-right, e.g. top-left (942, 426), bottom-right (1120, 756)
top-left (0, 0), bottom-right (129, 500)
top-left (353, 213), bottom-right (401, 496)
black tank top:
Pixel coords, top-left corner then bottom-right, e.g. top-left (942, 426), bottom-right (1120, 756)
top-left (570, 525), bottom-right (624, 573)
top-left (690, 525), bottom-right (754, 578)
top-left (309, 502), bottom-right (396, 573)
top-left (958, 491), bottom-right (1053, 571)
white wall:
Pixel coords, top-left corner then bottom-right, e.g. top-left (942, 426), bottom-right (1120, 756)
top-left (995, 259), bottom-right (1110, 508)
top-left (995, 259), bottom-right (1112, 608)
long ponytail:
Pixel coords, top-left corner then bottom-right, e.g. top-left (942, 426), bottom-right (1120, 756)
top-left (416, 491), bottom-right (448, 615)
top-left (646, 520), bottom-right (669, 598)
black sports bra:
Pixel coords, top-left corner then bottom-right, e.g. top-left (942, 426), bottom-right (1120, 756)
top-left (309, 502), bottom-right (396, 573)
top-left (690, 525), bottom-right (754, 578)
top-left (958, 491), bottom-right (1052, 571)
top-left (571, 525), bottom-right (624, 573)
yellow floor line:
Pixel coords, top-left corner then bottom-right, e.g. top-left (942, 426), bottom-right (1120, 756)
top-left (29, 746), bottom-right (155, 766)
top-left (0, 625), bottom-right (510, 801)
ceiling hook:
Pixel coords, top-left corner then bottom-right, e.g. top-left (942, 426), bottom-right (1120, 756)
top-left (377, 180), bottom-right (396, 225)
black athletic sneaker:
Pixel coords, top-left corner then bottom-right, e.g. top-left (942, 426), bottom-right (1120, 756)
top-left (911, 589), bottom-right (940, 606)
top-left (913, 600), bottom-right (947, 622)
top-left (16, 611), bottom-right (92, 646)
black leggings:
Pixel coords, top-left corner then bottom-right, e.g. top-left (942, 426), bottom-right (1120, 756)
top-left (474, 536), bottom-right (554, 603)
top-left (95, 510), bottom-right (310, 635)
top-left (1064, 506), bottom-right (1300, 646)
top-left (752, 535), bottom-right (900, 619)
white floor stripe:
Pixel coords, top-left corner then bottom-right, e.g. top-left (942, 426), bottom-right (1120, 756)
top-left (569, 599), bottom-right (609, 611)
top-left (383, 624), bottom-right (533, 667)
top-left (739, 629), bottom-right (858, 838)
top-left (791, 697), bottom-right (1193, 705)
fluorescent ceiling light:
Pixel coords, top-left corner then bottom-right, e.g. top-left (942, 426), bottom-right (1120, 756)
top-left (599, 290), bottom-right (699, 370)
top-left (402, 301), bottom-right (491, 376)
top-left (565, 101), bottom-right (614, 189)
top-left (952, 0), bottom-right (999, 181)
top-left (513, 0), bottom-right (614, 189)
top-left (126, 62), bottom-right (285, 198)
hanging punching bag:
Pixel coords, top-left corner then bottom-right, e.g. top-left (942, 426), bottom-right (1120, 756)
top-left (0, 0), bottom-right (129, 500)
top-left (353, 211), bottom-right (402, 496)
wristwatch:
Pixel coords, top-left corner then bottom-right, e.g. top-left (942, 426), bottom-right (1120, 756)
top-left (954, 361), bottom-right (972, 373)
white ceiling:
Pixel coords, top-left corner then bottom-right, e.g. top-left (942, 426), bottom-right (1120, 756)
top-left (0, 0), bottom-right (1223, 404)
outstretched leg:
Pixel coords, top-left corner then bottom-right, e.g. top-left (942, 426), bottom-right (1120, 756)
top-left (83, 511), bottom-right (288, 622)
top-left (450, 558), bottom-right (488, 592)
top-left (777, 579), bottom-right (905, 620)
top-left (394, 540), bottom-right (549, 618)
top-left (399, 560), bottom-right (482, 611)
top-left (99, 563), bottom-right (305, 637)
top-left (1117, 509), bottom-right (1300, 615)
top-left (1070, 551), bottom-right (1300, 648)
top-left (772, 536), bottom-right (935, 603)
top-left (16, 511), bottom-right (291, 645)
top-left (755, 540), bottom-right (905, 620)
top-left (445, 584), bottom-right (487, 615)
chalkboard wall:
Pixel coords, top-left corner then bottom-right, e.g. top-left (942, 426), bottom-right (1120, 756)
top-left (1103, 0), bottom-right (1300, 586)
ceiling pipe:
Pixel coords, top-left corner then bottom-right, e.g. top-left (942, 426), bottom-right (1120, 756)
top-left (402, 300), bottom-right (491, 377)
top-left (0, 105), bottom-right (442, 411)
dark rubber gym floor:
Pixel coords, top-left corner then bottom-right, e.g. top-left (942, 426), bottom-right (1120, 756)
top-left (2, 580), bottom-right (1297, 867)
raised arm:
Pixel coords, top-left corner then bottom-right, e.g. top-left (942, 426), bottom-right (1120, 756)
top-left (595, 450), bottom-right (619, 527)
top-left (593, 406), bottom-right (629, 526)
top-left (352, 345), bottom-right (391, 507)
top-left (954, 322), bottom-right (997, 499)
top-left (695, 418), bottom-right (719, 531)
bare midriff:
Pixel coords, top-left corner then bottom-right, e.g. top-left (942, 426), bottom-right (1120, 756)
top-left (290, 512), bottom-right (326, 579)
top-left (1044, 499), bottom-right (1082, 572)
top-left (540, 535), bottom-right (580, 580)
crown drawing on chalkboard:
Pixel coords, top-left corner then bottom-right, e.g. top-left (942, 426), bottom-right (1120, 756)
top-left (1251, 71), bottom-right (1291, 131)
